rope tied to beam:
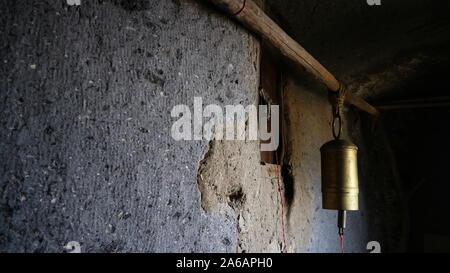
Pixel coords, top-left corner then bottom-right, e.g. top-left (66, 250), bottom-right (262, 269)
top-left (329, 83), bottom-right (348, 139)
top-left (336, 83), bottom-right (348, 116)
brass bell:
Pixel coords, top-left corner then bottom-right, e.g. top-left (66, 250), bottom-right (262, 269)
top-left (321, 88), bottom-right (360, 238)
top-left (320, 139), bottom-right (359, 211)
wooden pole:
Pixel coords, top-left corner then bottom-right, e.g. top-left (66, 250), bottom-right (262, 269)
top-left (207, 0), bottom-right (379, 116)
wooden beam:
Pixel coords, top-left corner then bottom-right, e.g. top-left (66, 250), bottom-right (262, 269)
top-left (207, 0), bottom-right (379, 116)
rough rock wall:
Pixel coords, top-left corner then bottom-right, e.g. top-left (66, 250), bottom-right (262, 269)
top-left (0, 0), bottom-right (261, 252)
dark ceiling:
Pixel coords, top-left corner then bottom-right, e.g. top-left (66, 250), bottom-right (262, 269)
top-left (266, 0), bottom-right (450, 101)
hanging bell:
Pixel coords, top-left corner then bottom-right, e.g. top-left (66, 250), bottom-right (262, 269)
top-left (321, 87), bottom-right (360, 237)
top-left (320, 139), bottom-right (359, 211)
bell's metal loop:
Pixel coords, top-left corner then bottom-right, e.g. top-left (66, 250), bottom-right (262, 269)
top-left (332, 115), bottom-right (342, 140)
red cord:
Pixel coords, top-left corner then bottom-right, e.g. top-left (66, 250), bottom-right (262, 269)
top-left (275, 152), bottom-right (288, 253)
top-left (339, 234), bottom-right (345, 253)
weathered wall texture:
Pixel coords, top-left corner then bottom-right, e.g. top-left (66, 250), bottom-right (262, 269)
top-left (0, 0), bottom-right (262, 252)
top-left (198, 140), bottom-right (282, 253)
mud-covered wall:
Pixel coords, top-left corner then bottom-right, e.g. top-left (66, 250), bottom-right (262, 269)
top-left (0, 0), bottom-right (263, 252)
